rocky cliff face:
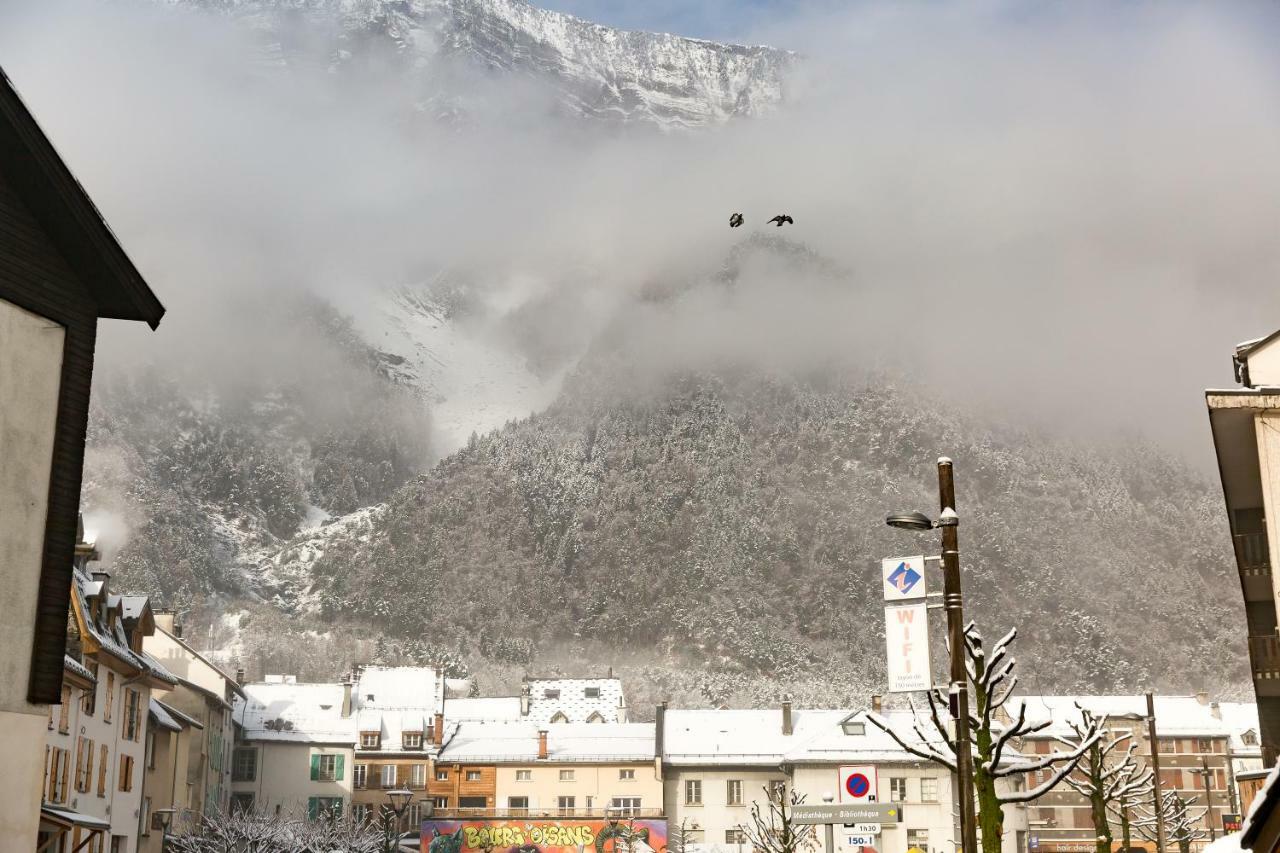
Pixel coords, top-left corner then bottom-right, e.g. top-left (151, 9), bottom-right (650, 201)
top-left (170, 0), bottom-right (794, 128)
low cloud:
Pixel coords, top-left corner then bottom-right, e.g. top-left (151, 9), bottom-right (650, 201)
top-left (1, 0), bottom-right (1278, 462)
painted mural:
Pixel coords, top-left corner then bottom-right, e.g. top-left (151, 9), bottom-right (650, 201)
top-left (421, 819), bottom-right (669, 853)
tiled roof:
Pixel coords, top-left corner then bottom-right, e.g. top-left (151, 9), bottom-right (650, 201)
top-left (526, 678), bottom-right (625, 724)
top-left (150, 698), bottom-right (182, 732)
top-left (439, 721), bottom-right (655, 762)
top-left (157, 699), bottom-right (204, 730)
top-left (71, 569), bottom-right (176, 685)
top-left (237, 682), bottom-right (356, 743)
top-left (63, 655), bottom-right (96, 684)
top-left (1013, 695), bottom-right (1232, 738)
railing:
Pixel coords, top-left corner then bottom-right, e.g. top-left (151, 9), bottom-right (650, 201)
top-left (1249, 634), bottom-right (1280, 669)
top-left (1235, 532), bottom-right (1271, 572)
top-left (432, 808), bottom-right (665, 820)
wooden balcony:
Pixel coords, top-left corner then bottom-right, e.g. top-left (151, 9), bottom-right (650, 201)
top-left (1235, 533), bottom-right (1273, 601)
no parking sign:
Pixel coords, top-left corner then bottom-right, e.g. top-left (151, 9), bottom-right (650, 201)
top-left (839, 765), bottom-right (878, 803)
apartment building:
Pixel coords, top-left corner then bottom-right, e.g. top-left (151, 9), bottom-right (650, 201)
top-left (1017, 695), bottom-right (1234, 853)
top-left (350, 666), bottom-right (446, 826)
top-left (0, 65), bottom-right (164, 849)
top-left (141, 698), bottom-right (203, 853)
top-left (1206, 331), bottom-right (1280, 765)
top-left (143, 616), bottom-right (245, 821)
top-left (663, 702), bottom-right (1025, 853)
top-left (40, 561), bottom-right (177, 853)
top-left (231, 677), bottom-right (357, 818)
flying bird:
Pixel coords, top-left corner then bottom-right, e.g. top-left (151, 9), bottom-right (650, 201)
top-left (768, 214), bottom-right (794, 227)
top-left (729, 212), bottom-right (744, 228)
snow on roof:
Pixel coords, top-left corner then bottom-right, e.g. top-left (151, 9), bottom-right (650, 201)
top-left (439, 721), bottom-right (655, 763)
top-left (662, 708), bottom-right (846, 765)
top-left (355, 666), bottom-right (441, 712)
top-left (150, 698), bottom-right (182, 732)
top-left (1013, 695), bottom-right (1232, 738)
top-left (786, 710), bottom-right (956, 764)
top-left (238, 681), bottom-right (356, 743)
top-left (71, 568), bottom-right (176, 686)
top-left (119, 595), bottom-right (149, 622)
top-left (63, 655), bottom-right (96, 684)
top-left (1217, 702), bottom-right (1262, 754)
top-left (526, 678), bottom-right (625, 724)
top-left (446, 697), bottom-right (524, 721)
top-left (158, 699), bottom-right (204, 730)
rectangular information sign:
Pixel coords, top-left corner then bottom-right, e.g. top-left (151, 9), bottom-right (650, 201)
top-left (792, 804), bottom-right (902, 825)
top-left (882, 556), bottom-right (927, 601)
top-left (884, 601), bottom-right (931, 692)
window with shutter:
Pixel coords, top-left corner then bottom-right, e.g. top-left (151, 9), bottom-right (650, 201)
top-left (335, 755), bottom-right (345, 781)
top-left (310, 754), bottom-right (321, 781)
top-left (98, 745), bottom-right (108, 796)
top-left (308, 797), bottom-right (319, 820)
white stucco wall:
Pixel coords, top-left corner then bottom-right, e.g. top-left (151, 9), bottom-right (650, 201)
top-left (230, 742), bottom-right (354, 817)
top-left (663, 767), bottom-right (788, 849)
top-left (0, 297), bottom-right (66, 847)
top-left (1246, 340), bottom-right (1280, 388)
top-left (1253, 412), bottom-right (1280, 605)
top-left (496, 762), bottom-right (663, 813)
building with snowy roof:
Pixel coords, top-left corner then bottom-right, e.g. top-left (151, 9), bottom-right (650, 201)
top-left (521, 676), bottom-right (628, 724)
top-left (1014, 694), bottom-right (1240, 853)
top-left (433, 719), bottom-right (661, 818)
top-left (40, 537), bottom-right (179, 853)
top-left (660, 700), bottom-right (1026, 853)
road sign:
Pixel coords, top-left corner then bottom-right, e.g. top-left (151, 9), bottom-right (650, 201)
top-left (882, 556), bottom-right (926, 601)
top-left (1028, 836), bottom-right (1039, 850)
top-left (884, 601), bottom-right (931, 692)
top-left (844, 836), bottom-right (877, 848)
top-left (792, 804), bottom-right (902, 825)
top-left (1223, 813), bottom-right (1242, 833)
top-left (839, 765), bottom-right (877, 803)
top-left (843, 824), bottom-right (880, 835)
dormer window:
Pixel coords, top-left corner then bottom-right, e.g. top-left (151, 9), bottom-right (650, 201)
top-left (584, 687), bottom-right (600, 698)
top-left (550, 711), bottom-right (569, 724)
top-left (1244, 731), bottom-right (1259, 746)
top-left (842, 721), bottom-right (866, 736)
top-left (586, 712), bottom-right (605, 723)
top-left (360, 732), bottom-right (381, 749)
top-left (403, 732), bottom-right (423, 750)
top-left (544, 689), bottom-right (560, 699)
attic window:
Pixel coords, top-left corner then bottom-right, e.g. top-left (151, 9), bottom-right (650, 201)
top-left (842, 721), bottom-right (866, 736)
top-left (550, 712), bottom-right (569, 724)
top-left (319, 704), bottom-right (332, 710)
top-left (366, 694), bottom-right (375, 701)
top-left (1244, 731), bottom-right (1259, 746)
top-left (584, 687), bottom-right (600, 698)
top-left (360, 732), bottom-right (380, 749)
top-left (544, 689), bottom-right (560, 700)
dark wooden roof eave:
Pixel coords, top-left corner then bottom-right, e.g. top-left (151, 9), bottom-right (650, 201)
top-left (0, 65), bottom-right (164, 328)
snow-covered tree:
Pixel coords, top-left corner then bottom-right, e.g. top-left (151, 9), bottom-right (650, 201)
top-left (166, 805), bottom-right (383, 852)
top-left (740, 785), bottom-right (817, 853)
top-left (1132, 791), bottom-right (1208, 853)
top-left (868, 624), bottom-right (1101, 853)
top-left (1059, 706), bottom-right (1154, 853)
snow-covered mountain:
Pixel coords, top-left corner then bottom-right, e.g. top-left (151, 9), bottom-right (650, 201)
top-left (167, 0), bottom-right (794, 128)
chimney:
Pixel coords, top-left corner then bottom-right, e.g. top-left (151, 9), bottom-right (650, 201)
top-left (154, 612), bottom-right (175, 635)
top-left (520, 683), bottom-right (531, 717)
top-left (782, 695), bottom-right (793, 736)
top-left (91, 570), bottom-right (110, 598)
top-left (434, 711), bottom-right (445, 746)
top-left (342, 681), bottom-right (353, 718)
top-left (1195, 691), bottom-right (1210, 706)
top-left (655, 702), bottom-right (667, 760)
top-left (538, 729), bottom-right (549, 760)
top-left (1210, 701), bottom-right (1222, 720)
top-left (235, 668), bottom-right (245, 685)
top-left (871, 695), bottom-right (883, 714)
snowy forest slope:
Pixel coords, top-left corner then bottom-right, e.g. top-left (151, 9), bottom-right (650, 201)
top-left (307, 363), bottom-right (1245, 703)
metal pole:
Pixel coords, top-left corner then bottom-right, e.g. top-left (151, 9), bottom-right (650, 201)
top-left (1199, 757), bottom-right (1216, 841)
top-left (938, 458), bottom-right (978, 853)
top-left (1146, 693), bottom-right (1167, 853)
top-left (826, 823), bottom-right (836, 853)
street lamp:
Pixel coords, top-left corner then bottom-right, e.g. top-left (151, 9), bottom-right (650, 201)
top-left (383, 789), bottom-right (415, 853)
top-left (821, 793), bottom-right (836, 853)
top-left (885, 456), bottom-right (977, 853)
top-left (153, 808), bottom-right (175, 852)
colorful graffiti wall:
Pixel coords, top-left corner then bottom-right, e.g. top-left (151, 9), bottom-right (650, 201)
top-left (421, 819), bottom-right (669, 853)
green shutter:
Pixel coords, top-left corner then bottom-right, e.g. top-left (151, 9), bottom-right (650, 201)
top-left (307, 797), bottom-right (319, 820)
top-left (310, 754), bottom-right (320, 781)
top-left (335, 755), bottom-right (345, 781)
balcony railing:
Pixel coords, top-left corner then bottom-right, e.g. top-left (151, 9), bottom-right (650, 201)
top-left (1249, 634), bottom-right (1280, 670)
top-left (1235, 532), bottom-right (1271, 572)
top-left (432, 808), bottom-right (664, 820)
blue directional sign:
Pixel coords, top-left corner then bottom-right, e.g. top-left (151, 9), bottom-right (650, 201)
top-left (882, 556), bottom-right (927, 601)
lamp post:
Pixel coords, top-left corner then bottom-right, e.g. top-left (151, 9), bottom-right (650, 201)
top-left (1192, 758), bottom-right (1217, 841)
top-left (821, 792), bottom-right (836, 853)
top-left (885, 456), bottom-right (977, 853)
top-left (383, 789), bottom-right (414, 853)
top-left (153, 808), bottom-right (175, 852)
